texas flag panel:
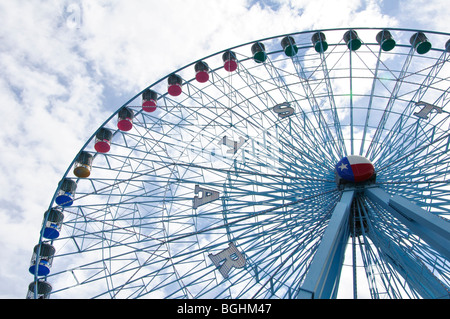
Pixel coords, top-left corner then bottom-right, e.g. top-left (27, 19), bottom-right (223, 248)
top-left (335, 155), bottom-right (375, 182)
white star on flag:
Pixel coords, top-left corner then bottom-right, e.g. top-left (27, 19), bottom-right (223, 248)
top-left (338, 163), bottom-right (348, 171)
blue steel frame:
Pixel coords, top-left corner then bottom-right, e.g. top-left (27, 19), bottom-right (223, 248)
top-left (28, 28), bottom-right (450, 299)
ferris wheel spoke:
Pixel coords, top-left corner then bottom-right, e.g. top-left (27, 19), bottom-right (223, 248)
top-left (357, 41), bottom-right (394, 157)
top-left (241, 52), bottom-right (343, 164)
top-left (58, 183), bottom-right (339, 257)
top-left (99, 191), bottom-right (339, 298)
top-left (359, 194), bottom-right (450, 298)
top-left (377, 131), bottom-right (450, 180)
top-left (369, 88), bottom-right (449, 165)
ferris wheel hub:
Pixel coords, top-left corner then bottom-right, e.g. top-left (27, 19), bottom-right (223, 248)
top-left (335, 155), bottom-right (375, 186)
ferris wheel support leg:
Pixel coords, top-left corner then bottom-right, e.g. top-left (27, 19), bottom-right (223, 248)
top-left (365, 187), bottom-right (450, 261)
top-left (297, 190), bottom-right (355, 299)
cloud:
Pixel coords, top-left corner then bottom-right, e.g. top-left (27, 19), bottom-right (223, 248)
top-left (73, 0), bottom-right (401, 93)
top-left (399, 0), bottom-right (450, 32)
top-left (0, 0), bottom-right (109, 297)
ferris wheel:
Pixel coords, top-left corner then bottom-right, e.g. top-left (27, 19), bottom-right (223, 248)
top-left (27, 28), bottom-right (450, 299)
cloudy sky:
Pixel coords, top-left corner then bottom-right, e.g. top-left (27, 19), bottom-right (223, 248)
top-left (0, 0), bottom-right (448, 299)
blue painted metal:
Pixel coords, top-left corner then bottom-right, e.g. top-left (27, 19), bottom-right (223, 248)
top-left (28, 28), bottom-right (450, 299)
top-left (297, 190), bottom-right (354, 299)
top-left (366, 187), bottom-right (450, 260)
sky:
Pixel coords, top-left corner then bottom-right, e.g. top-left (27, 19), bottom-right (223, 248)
top-left (0, 0), bottom-right (449, 299)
